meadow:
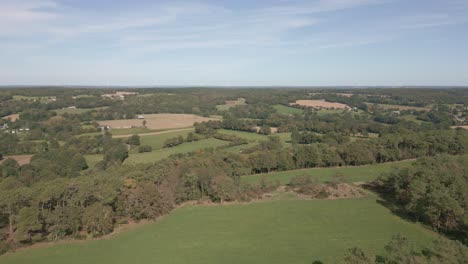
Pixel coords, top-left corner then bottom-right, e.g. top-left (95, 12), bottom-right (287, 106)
top-left (0, 196), bottom-right (437, 264)
top-left (273, 104), bottom-right (304, 115)
top-left (124, 138), bottom-right (230, 164)
top-left (216, 98), bottom-right (246, 111)
top-left (242, 160), bottom-right (414, 185)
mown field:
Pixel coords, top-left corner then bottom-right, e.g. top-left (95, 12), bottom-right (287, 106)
top-left (124, 138), bottom-right (230, 164)
top-left (273, 104), bottom-right (304, 115)
top-left (242, 160), bottom-right (414, 184)
top-left (0, 197), bottom-right (437, 264)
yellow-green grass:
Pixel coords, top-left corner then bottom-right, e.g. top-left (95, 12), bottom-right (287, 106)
top-left (124, 138), bottom-right (230, 164)
top-left (110, 127), bottom-right (156, 136)
top-left (216, 98), bottom-right (246, 111)
top-left (242, 160), bottom-right (414, 185)
top-left (131, 129), bottom-right (195, 151)
top-left (0, 197), bottom-right (437, 264)
top-left (84, 154), bottom-right (103, 168)
top-left (273, 104), bottom-right (304, 115)
top-left (365, 103), bottom-right (431, 111)
top-left (400, 115), bottom-right (430, 124)
top-left (217, 130), bottom-right (291, 145)
top-left (54, 107), bottom-right (107, 115)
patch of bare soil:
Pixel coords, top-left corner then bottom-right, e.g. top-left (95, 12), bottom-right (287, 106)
top-left (98, 114), bottom-right (219, 130)
top-left (1, 113), bottom-right (19, 121)
top-left (0, 155), bottom-right (33, 165)
top-left (451, 125), bottom-right (468, 130)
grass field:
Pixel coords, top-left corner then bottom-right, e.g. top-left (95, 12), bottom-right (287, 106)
top-left (54, 107), bottom-right (107, 115)
top-left (84, 154), bottom-right (103, 168)
top-left (133, 129), bottom-right (194, 151)
top-left (242, 160), bottom-right (414, 185)
top-left (110, 127), bottom-right (156, 136)
top-left (216, 98), bottom-right (246, 111)
top-left (273, 104), bottom-right (304, 115)
top-left (0, 196), bottom-right (437, 264)
top-left (366, 103), bottom-right (431, 111)
top-left (125, 138), bottom-right (229, 164)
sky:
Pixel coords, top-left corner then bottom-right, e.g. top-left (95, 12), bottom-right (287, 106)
top-left (1, 0), bottom-right (468, 86)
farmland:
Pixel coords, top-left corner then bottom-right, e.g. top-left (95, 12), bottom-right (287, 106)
top-left (216, 98), bottom-right (246, 111)
top-left (273, 104), bottom-right (304, 115)
top-left (124, 138), bottom-right (230, 164)
top-left (291, 100), bottom-right (350, 109)
top-left (0, 196), bottom-right (437, 264)
top-left (366, 103), bottom-right (431, 111)
top-left (242, 160), bottom-right (413, 185)
top-left (98, 114), bottom-right (218, 130)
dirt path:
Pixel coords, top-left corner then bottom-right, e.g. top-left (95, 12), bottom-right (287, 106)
top-left (112, 128), bottom-right (194, 138)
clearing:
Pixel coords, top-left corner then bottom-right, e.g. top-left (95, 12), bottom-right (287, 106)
top-left (366, 103), bottom-right (431, 111)
top-left (1, 113), bottom-right (20, 121)
top-left (124, 138), bottom-right (230, 164)
top-left (291, 100), bottom-right (350, 109)
top-left (98, 114), bottom-right (218, 130)
top-left (242, 160), bottom-right (413, 185)
top-left (0, 196), bottom-right (437, 264)
top-left (0, 155), bottom-right (33, 165)
top-left (273, 104), bottom-right (304, 115)
top-left (216, 98), bottom-right (246, 111)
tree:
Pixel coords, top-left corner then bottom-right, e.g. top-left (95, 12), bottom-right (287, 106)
top-left (15, 207), bottom-right (43, 242)
top-left (342, 247), bottom-right (374, 264)
top-left (126, 134), bottom-right (140, 146)
top-left (0, 178), bottom-right (31, 240)
top-left (82, 203), bottom-right (114, 237)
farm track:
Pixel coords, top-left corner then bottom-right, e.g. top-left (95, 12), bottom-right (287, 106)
top-left (112, 127), bottom-right (194, 138)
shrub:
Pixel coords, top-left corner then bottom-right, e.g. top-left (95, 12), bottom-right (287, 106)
top-left (138, 145), bottom-right (152, 153)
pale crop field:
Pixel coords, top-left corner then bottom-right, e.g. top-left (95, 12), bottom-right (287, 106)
top-left (98, 114), bottom-right (219, 130)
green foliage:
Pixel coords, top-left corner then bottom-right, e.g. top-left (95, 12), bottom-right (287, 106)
top-left (82, 203), bottom-right (114, 237)
top-left (125, 134), bottom-right (140, 146)
top-left (137, 145), bottom-right (152, 153)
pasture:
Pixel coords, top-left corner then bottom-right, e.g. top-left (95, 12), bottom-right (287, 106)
top-left (366, 103), bottom-right (431, 111)
top-left (124, 138), bottom-right (229, 164)
top-left (291, 100), bottom-right (350, 109)
top-left (54, 107), bottom-right (108, 115)
top-left (242, 160), bottom-right (413, 185)
top-left (98, 114), bottom-right (217, 130)
top-left (0, 197), bottom-right (436, 264)
top-left (273, 104), bottom-right (304, 115)
top-left (132, 129), bottom-right (194, 150)
top-left (216, 98), bottom-right (246, 111)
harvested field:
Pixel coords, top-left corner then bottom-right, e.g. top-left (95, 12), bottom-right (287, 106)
top-left (291, 100), bottom-right (350, 109)
top-left (1, 113), bottom-right (20, 121)
top-left (0, 155), bottom-right (33, 165)
top-left (98, 114), bottom-right (218, 130)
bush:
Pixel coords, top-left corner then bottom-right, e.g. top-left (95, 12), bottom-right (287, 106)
top-left (163, 136), bottom-right (185, 148)
top-left (138, 145), bottom-right (152, 153)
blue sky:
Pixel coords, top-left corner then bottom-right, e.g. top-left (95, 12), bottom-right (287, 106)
top-left (1, 0), bottom-right (467, 86)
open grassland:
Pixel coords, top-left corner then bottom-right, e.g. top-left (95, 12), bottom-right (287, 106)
top-left (124, 138), bottom-right (229, 164)
top-left (292, 100), bottom-right (350, 109)
top-left (400, 115), bottom-right (430, 124)
top-left (216, 98), bottom-right (246, 111)
top-left (98, 114), bottom-right (219, 130)
top-left (217, 129), bottom-right (292, 146)
top-left (83, 154), bottom-right (103, 168)
top-left (110, 127), bottom-right (156, 136)
top-left (0, 197), bottom-right (436, 264)
top-left (366, 103), bottom-right (431, 111)
top-left (133, 129), bottom-right (194, 150)
top-left (273, 104), bottom-right (304, 115)
top-left (242, 160), bottom-right (413, 185)
top-left (54, 107), bottom-right (108, 115)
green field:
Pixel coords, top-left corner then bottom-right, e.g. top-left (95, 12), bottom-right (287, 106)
top-left (242, 160), bottom-right (413, 185)
top-left (54, 107), bottom-right (107, 115)
top-left (110, 127), bottom-right (157, 136)
top-left (134, 129), bottom-right (194, 150)
top-left (216, 98), bottom-right (246, 111)
top-left (0, 197), bottom-right (437, 264)
top-left (84, 154), bottom-right (103, 168)
top-left (125, 138), bottom-right (230, 164)
top-left (273, 104), bottom-right (304, 115)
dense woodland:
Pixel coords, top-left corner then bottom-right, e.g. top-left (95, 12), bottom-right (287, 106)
top-left (0, 87), bottom-right (467, 257)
